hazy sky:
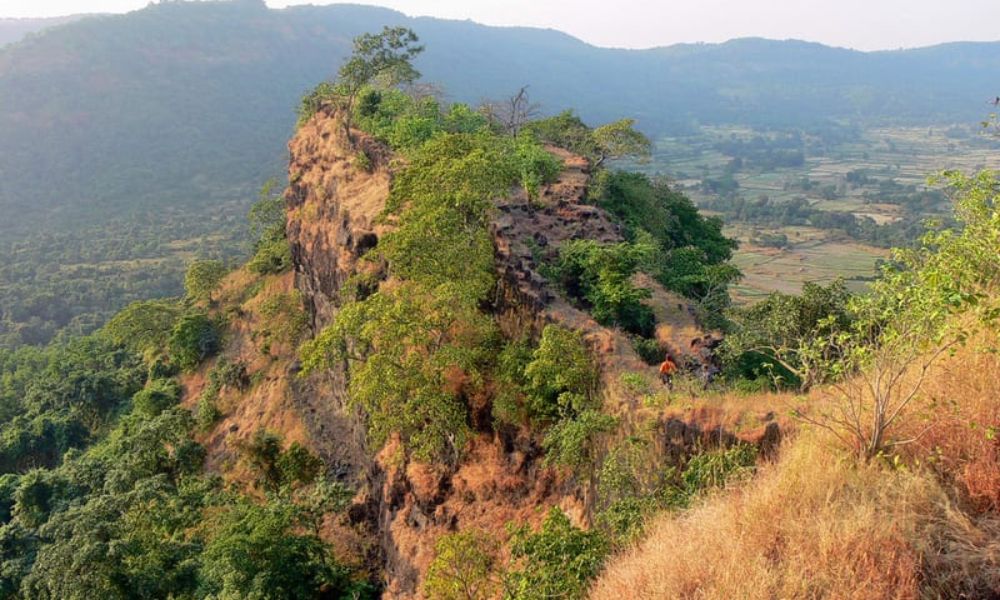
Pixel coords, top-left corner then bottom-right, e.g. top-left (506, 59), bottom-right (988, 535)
top-left (2, 0), bottom-right (999, 50)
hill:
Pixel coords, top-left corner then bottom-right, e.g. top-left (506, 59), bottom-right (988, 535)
top-left (0, 15), bottom-right (89, 47)
top-left (1, 0), bottom-right (998, 346)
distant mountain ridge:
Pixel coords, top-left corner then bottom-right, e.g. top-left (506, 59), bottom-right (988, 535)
top-left (1, 1), bottom-right (998, 235)
top-left (0, 15), bottom-right (91, 47)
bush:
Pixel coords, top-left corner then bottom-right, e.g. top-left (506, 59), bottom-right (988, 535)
top-left (631, 337), bottom-right (663, 365)
top-left (195, 393), bottom-right (221, 432)
top-left (132, 379), bottom-right (181, 418)
top-left (505, 507), bottom-right (610, 600)
top-left (424, 529), bottom-right (499, 600)
top-left (542, 409), bottom-right (618, 473)
top-left (247, 238), bottom-right (292, 275)
top-left (553, 239), bottom-right (655, 336)
top-left (492, 338), bottom-right (534, 426)
top-left (240, 430), bottom-right (324, 492)
top-left (522, 325), bottom-right (597, 422)
top-left (662, 443), bottom-right (757, 509)
top-left (296, 81), bottom-right (337, 128)
top-left (514, 136), bottom-right (562, 199)
top-left (167, 313), bottom-right (219, 372)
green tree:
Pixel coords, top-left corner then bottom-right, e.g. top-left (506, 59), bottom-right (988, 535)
top-left (184, 260), bottom-right (227, 304)
top-left (199, 500), bottom-right (352, 600)
top-left (102, 300), bottom-right (183, 358)
top-left (591, 119), bottom-right (651, 167)
top-left (522, 325), bottom-right (597, 422)
top-left (554, 239), bottom-right (656, 336)
top-left (723, 279), bottom-right (853, 390)
top-left (168, 313), bottom-right (219, 372)
top-left (334, 27), bottom-right (424, 143)
top-left (542, 409), bottom-right (617, 472)
top-left (796, 171), bottom-right (999, 459)
top-left (503, 507), bottom-right (609, 600)
top-left (247, 180), bottom-right (292, 275)
top-left (425, 529), bottom-right (500, 600)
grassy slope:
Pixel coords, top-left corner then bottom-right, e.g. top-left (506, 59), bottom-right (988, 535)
top-left (591, 329), bottom-right (1000, 598)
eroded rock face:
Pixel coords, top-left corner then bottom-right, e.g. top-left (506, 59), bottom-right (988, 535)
top-left (286, 111), bottom-right (391, 330)
top-left (284, 112), bottom-right (587, 598)
top-left (283, 110), bottom-right (779, 598)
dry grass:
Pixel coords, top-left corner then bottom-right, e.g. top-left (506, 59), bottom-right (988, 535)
top-left (901, 331), bottom-right (1000, 514)
top-left (590, 428), bottom-right (1000, 599)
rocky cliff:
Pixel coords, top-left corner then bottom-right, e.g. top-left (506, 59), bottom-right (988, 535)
top-left (270, 107), bottom-right (782, 596)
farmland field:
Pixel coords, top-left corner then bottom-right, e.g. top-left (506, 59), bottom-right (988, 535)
top-left (633, 124), bottom-right (1000, 302)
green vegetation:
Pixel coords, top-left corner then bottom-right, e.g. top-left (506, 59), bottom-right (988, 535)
top-left (168, 313), bottom-right (221, 372)
top-left (184, 259), bottom-right (228, 303)
top-left (504, 507), bottom-right (609, 600)
top-left (247, 180), bottom-right (293, 276)
top-left (424, 529), bottom-right (500, 600)
top-left (552, 239), bottom-right (656, 336)
top-left (596, 438), bottom-right (758, 545)
top-left (723, 279), bottom-right (853, 389)
top-left (301, 38), bottom-right (573, 462)
top-left (0, 178), bottom-right (374, 597)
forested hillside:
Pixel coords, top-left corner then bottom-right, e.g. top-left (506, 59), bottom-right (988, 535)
top-left (0, 16), bottom-right (87, 47)
top-left (1, 0), bottom-right (998, 346)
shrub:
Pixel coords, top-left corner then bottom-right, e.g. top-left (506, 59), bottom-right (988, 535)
top-left (132, 379), bottom-right (181, 418)
top-left (522, 325), bottom-right (597, 422)
top-left (662, 443), bottom-right (757, 509)
top-left (424, 529), bottom-right (500, 600)
top-left (247, 238), bottom-right (292, 275)
top-left (241, 430), bottom-right (324, 492)
top-left (353, 149), bottom-right (373, 171)
top-left (296, 81), bottom-right (337, 128)
top-left (183, 260), bottom-right (227, 303)
top-left (257, 292), bottom-right (309, 351)
top-left (492, 338), bottom-right (534, 426)
top-left (514, 136), bottom-right (562, 199)
top-left (504, 507), bottom-right (610, 600)
top-left (553, 239), bottom-right (655, 336)
top-left (195, 393), bottom-right (220, 432)
top-left (167, 313), bottom-right (219, 372)
top-left (631, 337), bottom-right (663, 365)
top-left (542, 409), bottom-right (618, 473)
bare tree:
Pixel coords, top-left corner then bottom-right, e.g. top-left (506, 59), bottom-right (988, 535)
top-left (795, 315), bottom-right (959, 460)
top-left (480, 86), bottom-right (541, 137)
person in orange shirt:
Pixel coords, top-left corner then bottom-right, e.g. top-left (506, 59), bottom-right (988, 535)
top-left (658, 354), bottom-right (677, 390)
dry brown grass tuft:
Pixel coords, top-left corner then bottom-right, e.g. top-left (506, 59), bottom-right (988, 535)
top-left (590, 429), bottom-right (1000, 599)
top-left (899, 330), bottom-right (1000, 514)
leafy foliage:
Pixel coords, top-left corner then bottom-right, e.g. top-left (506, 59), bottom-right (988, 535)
top-left (795, 170), bottom-right (1000, 458)
top-left (723, 279), bottom-right (854, 389)
top-left (302, 130), bottom-right (535, 462)
top-left (184, 260), bottom-right (228, 303)
top-left (553, 239), bottom-right (656, 336)
top-left (504, 507), bottom-right (609, 600)
top-left (239, 430), bottom-right (323, 493)
top-left (0, 307), bottom-right (370, 598)
top-left (247, 180), bottom-right (292, 276)
top-left (424, 529), bottom-right (500, 600)
top-left (168, 313), bottom-right (221, 373)
top-left (595, 171), bottom-right (740, 327)
top-left (542, 409), bottom-right (617, 472)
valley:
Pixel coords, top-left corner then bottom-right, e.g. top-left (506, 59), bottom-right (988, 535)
top-left (633, 123), bottom-right (1000, 300)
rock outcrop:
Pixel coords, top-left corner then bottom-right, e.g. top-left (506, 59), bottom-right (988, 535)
top-left (274, 108), bottom-right (782, 597)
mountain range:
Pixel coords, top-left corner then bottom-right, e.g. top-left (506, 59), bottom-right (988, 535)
top-left (1, 0), bottom-right (999, 236)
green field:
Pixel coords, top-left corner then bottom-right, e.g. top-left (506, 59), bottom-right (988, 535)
top-left (635, 124), bottom-right (1000, 302)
